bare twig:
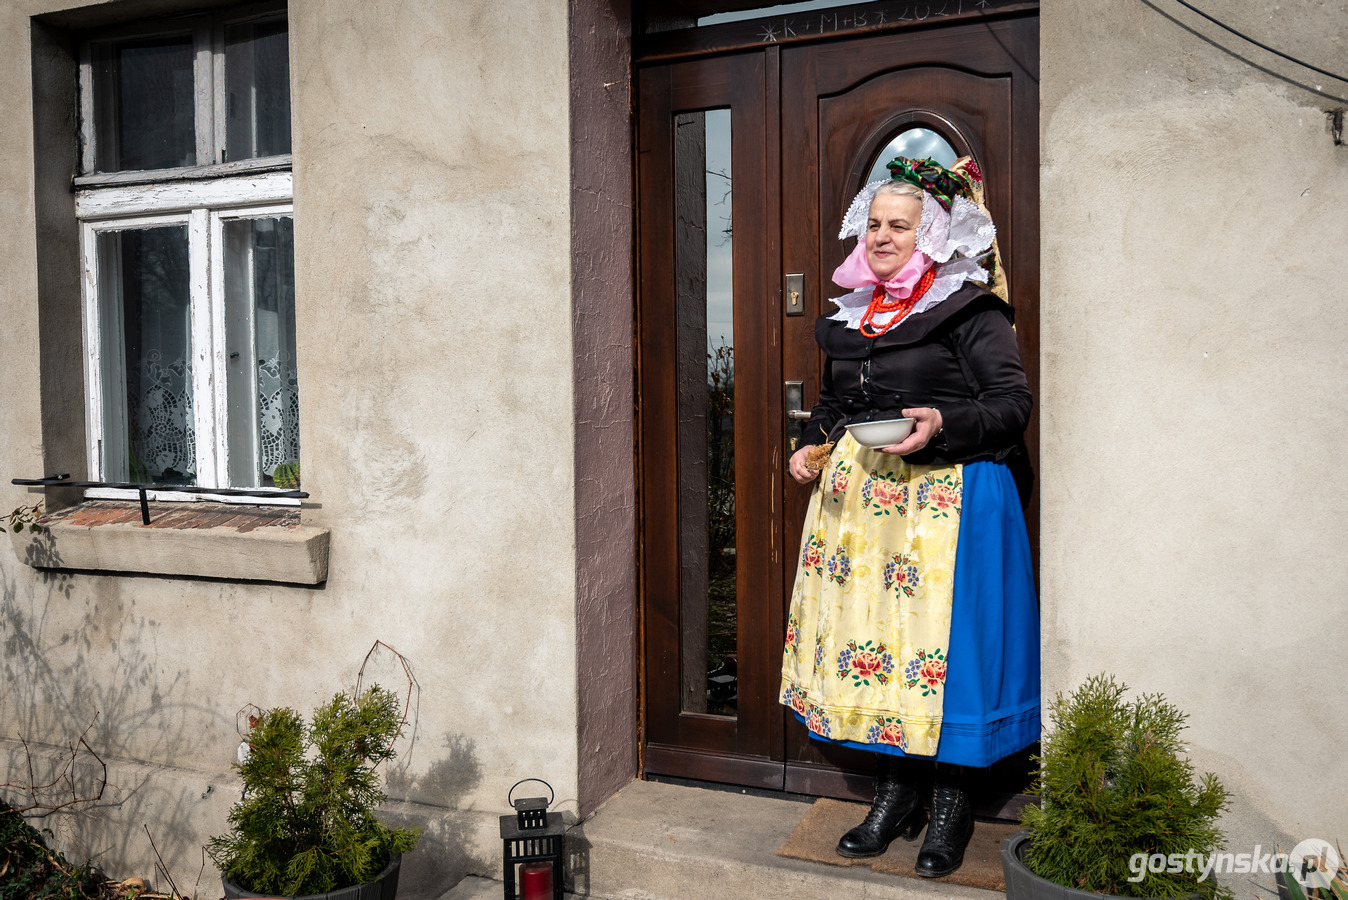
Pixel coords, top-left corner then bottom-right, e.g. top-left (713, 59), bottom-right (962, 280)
top-left (1, 715), bottom-right (107, 817)
top-left (354, 640), bottom-right (417, 728)
top-left (143, 825), bottom-right (184, 900)
top-left (192, 844), bottom-right (209, 900)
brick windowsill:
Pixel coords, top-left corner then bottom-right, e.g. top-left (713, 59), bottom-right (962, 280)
top-left (9, 500), bottom-right (329, 584)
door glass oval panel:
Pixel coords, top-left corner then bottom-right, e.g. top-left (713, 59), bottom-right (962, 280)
top-left (865, 127), bottom-right (957, 182)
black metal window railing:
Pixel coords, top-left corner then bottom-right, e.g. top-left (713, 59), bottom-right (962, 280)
top-left (11, 475), bottom-right (308, 526)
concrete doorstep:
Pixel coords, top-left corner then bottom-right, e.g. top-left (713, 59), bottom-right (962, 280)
top-left (440, 779), bottom-right (1005, 900)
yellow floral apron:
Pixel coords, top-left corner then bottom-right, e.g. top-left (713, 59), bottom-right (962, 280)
top-left (780, 432), bottom-right (963, 756)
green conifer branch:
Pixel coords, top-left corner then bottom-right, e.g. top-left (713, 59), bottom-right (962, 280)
top-left (207, 686), bottom-right (420, 897)
top-left (1020, 674), bottom-right (1232, 900)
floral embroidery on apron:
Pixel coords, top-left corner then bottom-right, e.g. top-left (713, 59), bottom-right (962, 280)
top-left (780, 432), bottom-right (963, 756)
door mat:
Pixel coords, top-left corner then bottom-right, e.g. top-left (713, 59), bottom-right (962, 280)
top-left (776, 798), bottom-right (1019, 891)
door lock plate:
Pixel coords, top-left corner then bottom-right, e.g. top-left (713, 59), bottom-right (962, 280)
top-left (785, 273), bottom-right (804, 316)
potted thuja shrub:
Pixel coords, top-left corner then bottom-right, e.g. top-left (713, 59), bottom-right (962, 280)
top-left (208, 686), bottom-right (420, 900)
top-left (1002, 674), bottom-right (1232, 900)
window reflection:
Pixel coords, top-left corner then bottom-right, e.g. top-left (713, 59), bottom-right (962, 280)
top-left (674, 108), bottom-right (738, 717)
top-left (224, 217), bottom-right (299, 489)
top-left (225, 19), bottom-right (293, 161)
top-left (93, 36), bottom-right (196, 172)
top-left (866, 127), bottom-right (958, 182)
top-left (698, 0), bottom-right (849, 26)
top-left (97, 226), bottom-right (195, 483)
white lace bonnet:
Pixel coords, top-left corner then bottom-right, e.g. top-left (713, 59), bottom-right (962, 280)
top-left (837, 156), bottom-right (1008, 303)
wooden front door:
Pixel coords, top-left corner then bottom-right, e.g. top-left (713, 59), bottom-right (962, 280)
top-left (637, 10), bottom-right (1039, 802)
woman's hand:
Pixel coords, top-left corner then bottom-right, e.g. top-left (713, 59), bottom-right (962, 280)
top-left (877, 407), bottom-right (943, 455)
top-left (789, 444), bottom-right (822, 484)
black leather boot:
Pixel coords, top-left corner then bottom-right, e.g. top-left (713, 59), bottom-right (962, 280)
top-left (915, 765), bottom-right (974, 877)
top-left (836, 755), bottom-right (925, 858)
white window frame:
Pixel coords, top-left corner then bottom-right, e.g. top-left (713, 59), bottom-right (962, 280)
top-left (76, 2), bottom-right (289, 183)
top-left (76, 5), bottom-right (296, 506)
top-left (79, 191), bottom-right (297, 505)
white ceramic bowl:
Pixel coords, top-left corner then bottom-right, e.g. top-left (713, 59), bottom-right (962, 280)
top-left (845, 417), bottom-right (915, 449)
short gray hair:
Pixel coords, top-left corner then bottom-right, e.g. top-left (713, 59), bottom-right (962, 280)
top-left (873, 179), bottom-right (923, 202)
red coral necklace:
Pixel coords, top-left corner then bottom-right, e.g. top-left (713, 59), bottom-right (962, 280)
top-left (858, 266), bottom-right (937, 338)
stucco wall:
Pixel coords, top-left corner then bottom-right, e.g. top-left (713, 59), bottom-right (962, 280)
top-left (1041, 0), bottom-right (1348, 892)
top-left (1, 0), bottom-right (577, 894)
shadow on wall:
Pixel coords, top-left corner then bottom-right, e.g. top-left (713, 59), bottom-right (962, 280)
top-left (1, 536), bottom-right (226, 885)
top-left (564, 827), bottom-right (592, 897)
top-left (2, 562), bottom-right (486, 894)
top-left (384, 733), bottom-right (488, 893)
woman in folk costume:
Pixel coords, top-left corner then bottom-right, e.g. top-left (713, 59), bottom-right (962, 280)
top-left (781, 156), bottom-right (1039, 877)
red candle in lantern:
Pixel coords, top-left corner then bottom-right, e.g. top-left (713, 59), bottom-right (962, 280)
top-left (519, 861), bottom-right (553, 900)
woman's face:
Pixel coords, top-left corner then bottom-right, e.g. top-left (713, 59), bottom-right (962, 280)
top-left (865, 191), bottom-right (923, 281)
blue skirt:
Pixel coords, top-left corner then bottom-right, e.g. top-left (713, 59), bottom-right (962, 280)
top-left (791, 459), bottom-right (1040, 767)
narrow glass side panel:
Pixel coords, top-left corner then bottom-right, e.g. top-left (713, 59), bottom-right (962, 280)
top-left (225, 19), bottom-right (292, 161)
top-left (674, 108), bottom-right (736, 716)
top-left (97, 226), bottom-right (194, 483)
top-left (224, 217), bottom-right (298, 488)
top-left (866, 127), bottom-right (958, 181)
top-left (93, 36), bottom-right (196, 172)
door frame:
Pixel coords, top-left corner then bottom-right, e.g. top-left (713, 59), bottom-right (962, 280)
top-left (566, 0), bottom-right (1040, 816)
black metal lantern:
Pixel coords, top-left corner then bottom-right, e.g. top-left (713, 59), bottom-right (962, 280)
top-left (499, 778), bottom-right (564, 900)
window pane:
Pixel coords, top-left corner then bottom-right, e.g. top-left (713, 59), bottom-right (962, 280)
top-left (866, 127), bottom-right (958, 182)
top-left (225, 20), bottom-right (292, 161)
top-left (674, 108), bottom-right (737, 717)
top-left (224, 217), bottom-right (298, 489)
top-left (698, 1), bottom-right (849, 26)
top-left (94, 36), bottom-right (196, 172)
top-left (97, 226), bottom-right (195, 484)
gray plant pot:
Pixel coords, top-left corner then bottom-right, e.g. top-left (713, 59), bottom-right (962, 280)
top-left (1003, 832), bottom-right (1192, 900)
top-left (1003, 830), bottom-right (1114, 900)
top-left (222, 853), bottom-right (401, 900)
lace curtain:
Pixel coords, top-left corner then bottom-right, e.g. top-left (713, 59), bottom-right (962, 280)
top-left (129, 351), bottom-right (196, 481)
top-left (125, 351), bottom-right (298, 484)
top-left (257, 351), bottom-right (300, 477)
